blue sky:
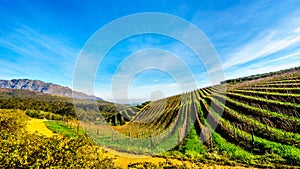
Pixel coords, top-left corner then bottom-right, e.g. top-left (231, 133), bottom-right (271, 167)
top-left (0, 0), bottom-right (300, 103)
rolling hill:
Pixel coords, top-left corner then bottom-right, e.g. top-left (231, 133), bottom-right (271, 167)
top-left (88, 66), bottom-right (300, 168)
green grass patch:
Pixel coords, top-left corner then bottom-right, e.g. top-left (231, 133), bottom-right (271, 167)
top-left (177, 127), bottom-right (206, 158)
top-left (45, 121), bottom-right (84, 138)
top-left (212, 132), bottom-right (255, 163)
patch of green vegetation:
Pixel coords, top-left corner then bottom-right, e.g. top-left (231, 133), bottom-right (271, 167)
top-left (177, 127), bottom-right (206, 158)
top-left (25, 109), bottom-right (64, 120)
top-left (45, 121), bottom-right (84, 138)
top-left (212, 132), bottom-right (255, 163)
top-left (254, 136), bottom-right (300, 165)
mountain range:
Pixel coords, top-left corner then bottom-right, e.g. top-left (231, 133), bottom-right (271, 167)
top-left (0, 79), bottom-right (102, 100)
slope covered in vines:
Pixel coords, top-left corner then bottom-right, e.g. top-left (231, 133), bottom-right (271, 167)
top-left (104, 67), bottom-right (300, 167)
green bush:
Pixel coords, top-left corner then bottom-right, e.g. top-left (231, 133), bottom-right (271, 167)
top-left (25, 109), bottom-right (63, 121)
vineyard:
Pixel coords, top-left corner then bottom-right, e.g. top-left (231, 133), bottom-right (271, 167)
top-left (1, 67), bottom-right (300, 168)
top-left (79, 67), bottom-right (300, 168)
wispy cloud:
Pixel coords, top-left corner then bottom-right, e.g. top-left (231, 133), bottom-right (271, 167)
top-left (223, 17), bottom-right (300, 69)
top-left (0, 24), bottom-right (79, 86)
top-left (263, 51), bottom-right (300, 65)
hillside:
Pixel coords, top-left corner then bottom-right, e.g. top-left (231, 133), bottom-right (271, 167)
top-left (1, 67), bottom-right (300, 168)
top-left (88, 66), bottom-right (300, 168)
top-left (0, 88), bottom-right (138, 124)
top-left (0, 79), bottom-right (102, 100)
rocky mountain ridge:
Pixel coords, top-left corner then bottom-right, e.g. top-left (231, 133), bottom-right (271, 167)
top-left (0, 79), bottom-right (101, 100)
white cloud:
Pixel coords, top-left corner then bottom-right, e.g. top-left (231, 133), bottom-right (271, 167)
top-left (223, 15), bottom-right (300, 69)
top-left (0, 24), bottom-right (79, 87)
top-left (265, 51), bottom-right (300, 64)
top-left (224, 31), bottom-right (300, 69)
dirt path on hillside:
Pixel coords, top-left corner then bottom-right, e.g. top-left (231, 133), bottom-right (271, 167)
top-left (105, 148), bottom-right (171, 168)
top-left (106, 148), bottom-right (256, 169)
top-left (26, 118), bottom-right (55, 137)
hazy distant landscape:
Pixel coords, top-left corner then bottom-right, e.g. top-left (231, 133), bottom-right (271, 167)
top-left (1, 1), bottom-right (300, 168)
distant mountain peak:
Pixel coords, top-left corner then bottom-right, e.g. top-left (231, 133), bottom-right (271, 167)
top-left (0, 79), bottom-right (102, 100)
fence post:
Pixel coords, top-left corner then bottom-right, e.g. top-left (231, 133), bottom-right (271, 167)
top-left (127, 132), bottom-right (131, 145)
top-left (77, 123), bottom-right (80, 134)
top-left (210, 134), bottom-right (213, 148)
top-left (178, 128), bottom-right (181, 144)
top-left (251, 127), bottom-right (255, 148)
top-left (150, 133), bottom-right (153, 148)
